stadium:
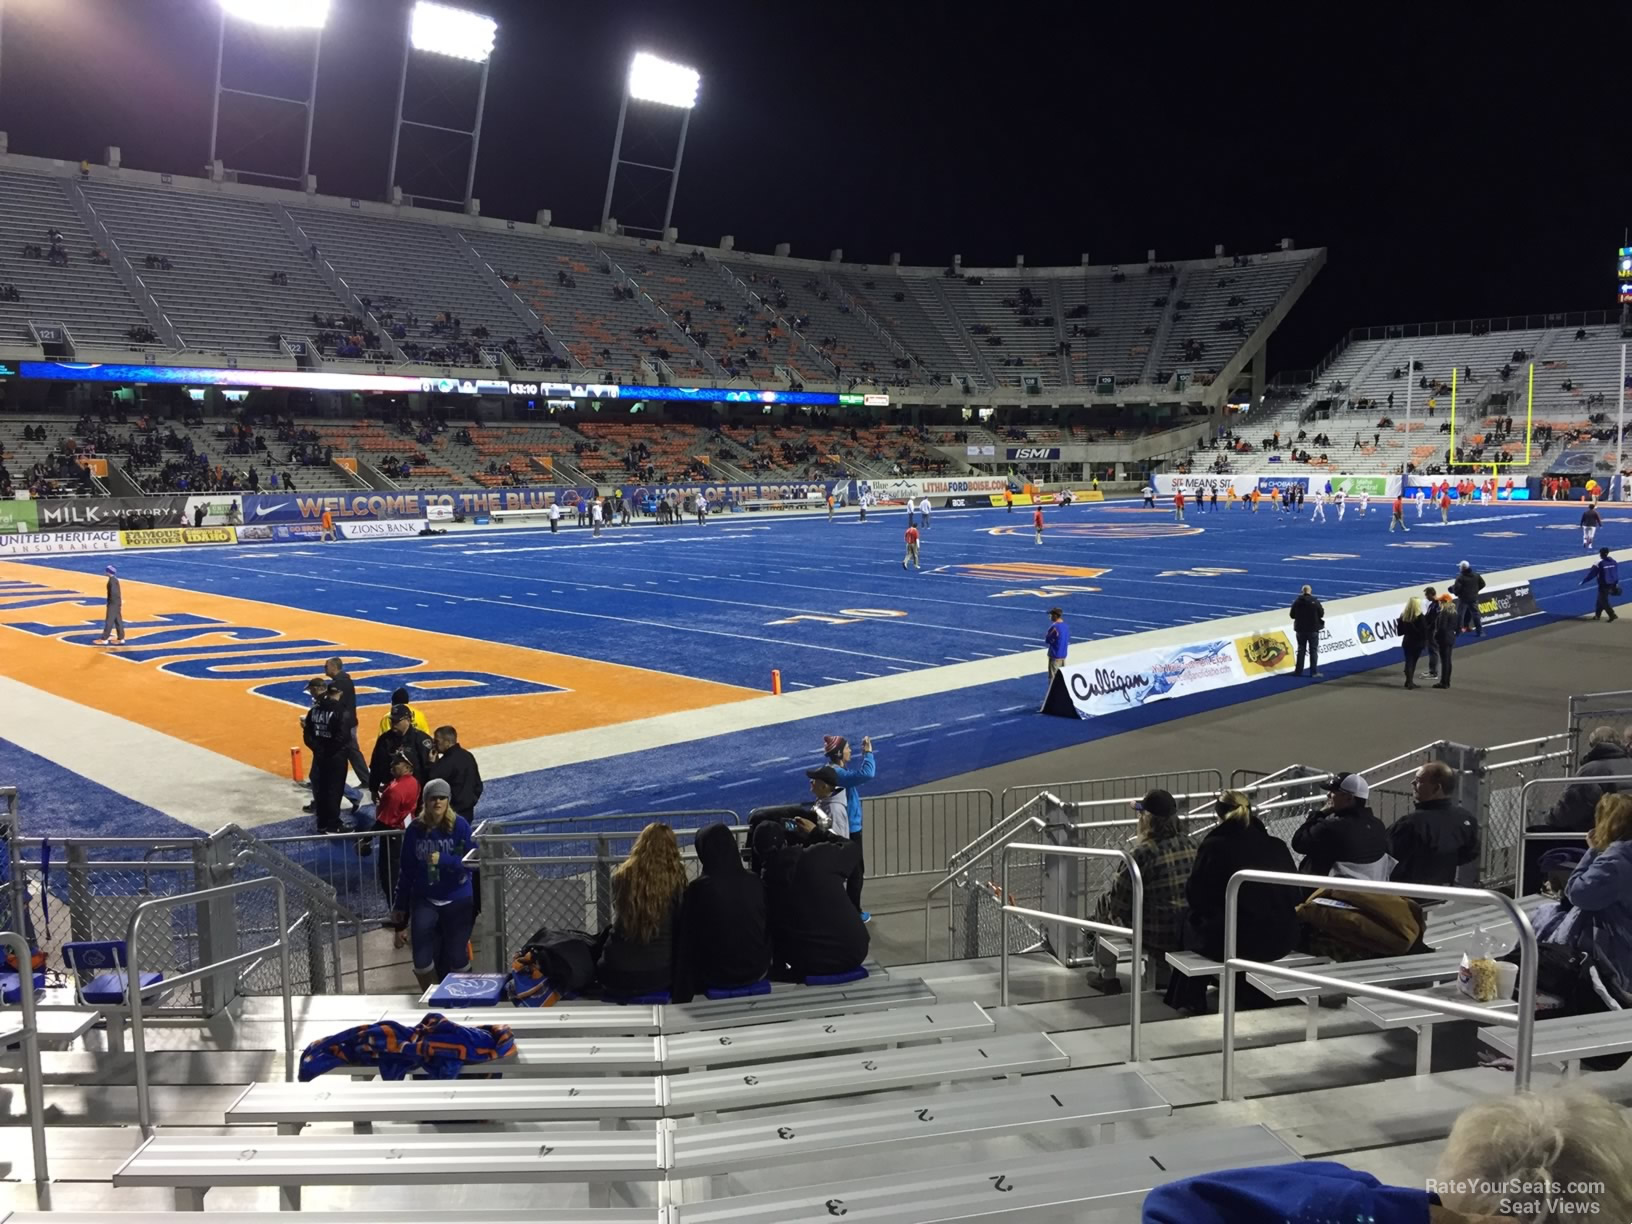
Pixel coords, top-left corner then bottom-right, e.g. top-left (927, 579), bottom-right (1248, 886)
top-left (0, 2), bottom-right (1629, 1220)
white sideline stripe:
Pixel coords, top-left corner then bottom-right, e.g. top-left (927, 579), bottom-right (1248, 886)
top-left (0, 674), bottom-right (289, 833)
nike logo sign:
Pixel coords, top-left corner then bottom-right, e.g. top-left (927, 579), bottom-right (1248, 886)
top-left (253, 502), bottom-right (292, 519)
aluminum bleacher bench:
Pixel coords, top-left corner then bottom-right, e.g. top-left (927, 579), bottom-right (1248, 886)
top-left (666, 1032), bottom-right (1068, 1115)
top-left (1165, 950), bottom-right (1332, 978)
top-left (465, 1002), bottom-right (993, 1077)
top-left (1244, 949), bottom-right (1465, 1042)
top-left (115, 1130), bottom-right (669, 1211)
top-left (1423, 894), bottom-right (1551, 955)
top-left (229, 1032), bottom-right (1069, 1133)
top-left (670, 1124), bottom-right (1299, 1222)
top-left (411, 974), bottom-right (934, 1038)
top-left (668, 1067), bottom-right (1171, 1177)
top-left (1, 1215), bottom-right (654, 1224)
top-left (1480, 1009), bottom-right (1632, 1077)
top-left (1350, 982), bottom-right (1519, 1074)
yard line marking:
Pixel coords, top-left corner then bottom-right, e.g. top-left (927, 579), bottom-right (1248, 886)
top-left (718, 777), bottom-right (762, 789)
top-left (789, 680), bottom-right (815, 688)
top-left (897, 737), bottom-right (931, 747)
top-left (415, 602), bottom-right (429, 607)
top-left (919, 722), bottom-right (943, 730)
top-left (552, 799), bottom-right (591, 810)
top-left (686, 771), bottom-right (723, 781)
top-left (627, 782), bottom-right (662, 792)
top-left (945, 727), bottom-right (979, 737)
top-left (821, 677), bottom-right (847, 684)
top-left (955, 713), bottom-right (984, 721)
top-left (385, 606), bottom-right (398, 611)
top-left (669, 791), bottom-right (696, 801)
top-left (869, 733), bottom-right (895, 741)
top-left (855, 670), bottom-right (883, 677)
top-left (886, 665), bottom-right (912, 672)
top-left (752, 756), bottom-right (791, 766)
top-left (999, 704), bottom-right (1029, 713)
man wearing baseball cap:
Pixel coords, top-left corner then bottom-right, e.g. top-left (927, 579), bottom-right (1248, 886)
top-left (93, 565), bottom-right (124, 645)
top-left (1290, 772), bottom-right (1391, 881)
top-left (368, 703), bottom-right (436, 801)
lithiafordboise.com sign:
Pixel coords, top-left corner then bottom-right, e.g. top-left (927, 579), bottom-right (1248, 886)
top-left (1043, 584), bottom-right (1539, 718)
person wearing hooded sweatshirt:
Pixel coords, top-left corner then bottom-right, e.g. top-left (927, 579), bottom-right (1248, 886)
top-left (302, 678), bottom-right (354, 833)
top-left (1164, 790), bottom-right (1299, 1013)
top-left (1291, 773), bottom-right (1392, 881)
top-left (682, 822), bottom-right (771, 994)
top-left (751, 820), bottom-right (868, 978)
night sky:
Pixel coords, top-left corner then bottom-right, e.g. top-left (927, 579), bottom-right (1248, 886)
top-left (3, 1), bottom-right (1629, 372)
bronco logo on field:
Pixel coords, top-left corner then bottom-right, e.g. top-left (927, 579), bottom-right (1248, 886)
top-left (1234, 630), bottom-right (1294, 675)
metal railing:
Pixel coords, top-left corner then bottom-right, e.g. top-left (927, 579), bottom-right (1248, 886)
top-left (922, 792), bottom-right (1061, 961)
top-left (129, 878), bottom-right (294, 1136)
top-left (999, 842), bottom-right (1143, 1062)
top-left (0, 928), bottom-right (50, 1207)
top-left (1002, 769), bottom-right (1223, 818)
top-left (1221, 870), bottom-right (1538, 1100)
top-left (1512, 774), bottom-right (1632, 894)
top-left (1568, 690), bottom-right (1632, 759)
top-left (862, 789), bottom-right (994, 879)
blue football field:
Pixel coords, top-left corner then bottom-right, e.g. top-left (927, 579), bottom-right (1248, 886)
top-left (2, 495), bottom-right (1618, 841)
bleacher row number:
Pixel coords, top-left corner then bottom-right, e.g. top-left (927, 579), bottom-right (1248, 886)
top-left (821, 1175), bottom-right (1012, 1216)
top-left (718, 1036), bottom-right (732, 1045)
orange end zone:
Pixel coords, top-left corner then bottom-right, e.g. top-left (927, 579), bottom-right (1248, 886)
top-left (0, 560), bottom-right (759, 776)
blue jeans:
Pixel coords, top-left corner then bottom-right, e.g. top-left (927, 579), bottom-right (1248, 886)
top-left (409, 896), bottom-right (475, 979)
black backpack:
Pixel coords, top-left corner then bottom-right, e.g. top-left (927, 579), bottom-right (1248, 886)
top-left (513, 926), bottom-right (597, 995)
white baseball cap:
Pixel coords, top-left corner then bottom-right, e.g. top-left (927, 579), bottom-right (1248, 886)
top-left (1325, 772), bottom-right (1371, 801)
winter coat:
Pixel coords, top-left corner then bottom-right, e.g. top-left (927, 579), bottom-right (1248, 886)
top-left (761, 831), bottom-right (869, 976)
top-left (393, 814), bottom-right (475, 907)
top-left (1547, 742), bottom-right (1632, 833)
top-left (1450, 568), bottom-right (1486, 603)
top-left (598, 894), bottom-right (685, 1001)
top-left (302, 699), bottom-right (354, 761)
top-left (681, 822), bottom-right (771, 992)
top-left (1431, 603), bottom-right (1459, 649)
top-left (1564, 840), bottom-right (1632, 998)
top-left (1290, 806), bottom-right (1391, 881)
top-left (428, 744), bottom-right (484, 815)
top-left (828, 752), bottom-right (876, 834)
top-left (369, 726), bottom-right (435, 791)
top-left (1399, 616), bottom-right (1428, 654)
top-left (1183, 817), bottom-right (1300, 962)
top-left (1288, 593), bottom-right (1325, 636)
top-left (1388, 797), bottom-right (1479, 885)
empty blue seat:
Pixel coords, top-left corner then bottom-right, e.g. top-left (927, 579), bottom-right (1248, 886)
top-left (62, 940), bottom-right (164, 1006)
top-left (704, 979), bottom-right (772, 1000)
top-left (428, 973), bottom-right (509, 1007)
top-left (805, 966), bottom-right (869, 987)
top-left (0, 971), bottom-right (45, 1005)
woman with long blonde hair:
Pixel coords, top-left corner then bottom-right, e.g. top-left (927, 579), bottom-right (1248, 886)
top-left (1398, 596), bottom-right (1427, 689)
top-left (598, 823), bottom-right (690, 998)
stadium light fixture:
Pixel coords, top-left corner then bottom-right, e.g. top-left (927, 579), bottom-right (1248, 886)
top-left (410, 1), bottom-right (497, 63)
top-left (602, 54), bottom-right (702, 234)
top-left (219, 0), bottom-right (330, 29)
top-left (628, 53), bottom-right (700, 109)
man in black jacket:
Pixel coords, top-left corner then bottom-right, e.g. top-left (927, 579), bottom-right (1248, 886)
top-left (1430, 593), bottom-right (1459, 688)
top-left (1289, 584), bottom-right (1324, 678)
top-left (1291, 773), bottom-right (1391, 882)
top-left (1546, 727), bottom-right (1632, 832)
top-left (751, 820), bottom-right (868, 978)
top-left (682, 822), bottom-right (771, 993)
top-left (324, 655), bottom-right (373, 796)
top-left (302, 679), bottom-right (354, 833)
top-left (368, 704), bottom-right (435, 799)
top-left (1389, 761), bottom-right (1479, 885)
top-left (1451, 560), bottom-right (1486, 637)
top-left (428, 726), bottom-right (484, 820)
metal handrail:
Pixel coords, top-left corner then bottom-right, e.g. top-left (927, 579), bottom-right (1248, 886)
top-left (1513, 774), bottom-right (1632, 888)
top-left (0, 929), bottom-right (50, 1207)
top-left (480, 808), bottom-right (742, 834)
top-left (1483, 750), bottom-right (1572, 774)
top-left (1484, 734), bottom-right (1568, 756)
top-left (1360, 742), bottom-right (1446, 778)
top-left (922, 803), bottom-right (1052, 960)
top-left (1221, 870), bottom-right (1537, 1100)
top-left (128, 878), bottom-right (293, 1136)
top-left (999, 842), bottom-right (1144, 1062)
top-left (1003, 771), bottom-right (1223, 817)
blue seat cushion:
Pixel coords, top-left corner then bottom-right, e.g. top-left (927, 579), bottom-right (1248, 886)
top-left (704, 979), bottom-right (772, 1000)
top-left (601, 989), bottom-right (671, 1005)
top-left (0, 972), bottom-right (45, 1005)
top-left (429, 973), bottom-right (509, 1007)
top-left (805, 966), bottom-right (869, 987)
top-left (83, 970), bottom-right (162, 1005)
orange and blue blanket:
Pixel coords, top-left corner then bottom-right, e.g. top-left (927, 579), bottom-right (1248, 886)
top-left (299, 1012), bottom-right (516, 1081)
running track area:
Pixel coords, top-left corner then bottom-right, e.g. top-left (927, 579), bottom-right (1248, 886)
top-left (1, 497), bottom-right (1618, 840)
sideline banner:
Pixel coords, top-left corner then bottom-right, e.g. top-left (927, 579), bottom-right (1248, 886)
top-left (338, 519), bottom-right (429, 540)
top-left (241, 487), bottom-right (595, 525)
top-left (0, 529), bottom-right (121, 557)
top-left (851, 475), bottom-right (1009, 504)
top-left (0, 501), bottom-right (39, 534)
top-left (1044, 582), bottom-right (1540, 719)
top-left (1154, 473), bottom-right (1403, 499)
top-left (120, 527), bottom-right (237, 548)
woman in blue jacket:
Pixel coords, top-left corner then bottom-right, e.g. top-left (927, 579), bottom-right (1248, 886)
top-left (822, 735), bottom-right (875, 914)
top-left (391, 778), bottom-right (477, 989)
top-left (1566, 792), bottom-right (1632, 1000)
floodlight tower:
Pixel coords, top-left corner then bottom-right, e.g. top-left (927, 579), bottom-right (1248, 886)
top-left (209, 0), bottom-right (330, 186)
top-left (600, 52), bottom-right (701, 236)
top-left (386, 1), bottom-right (498, 211)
